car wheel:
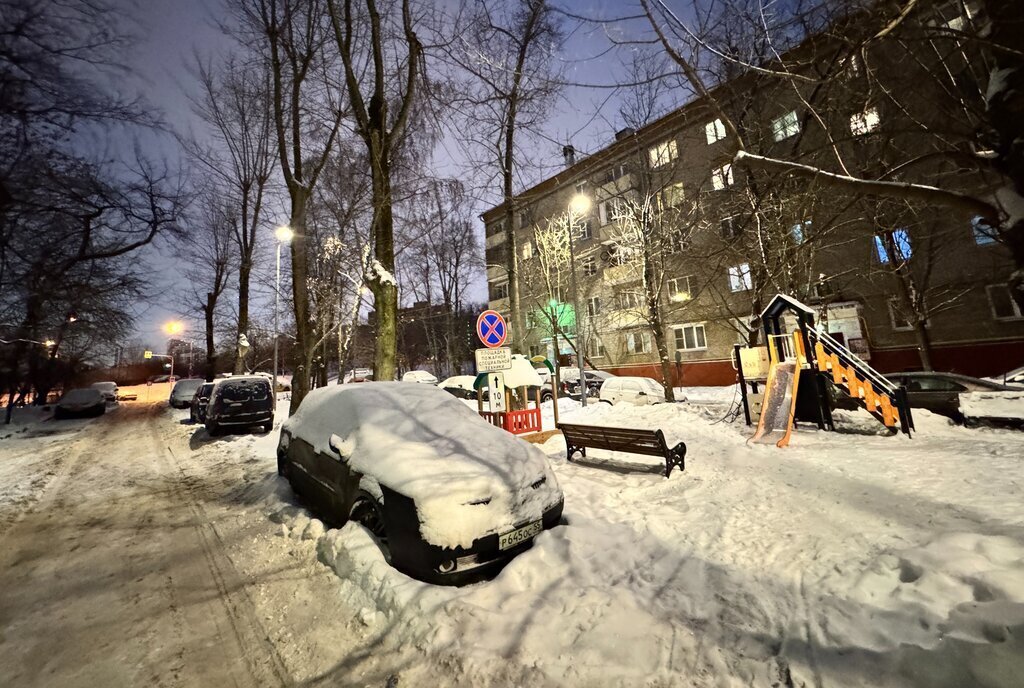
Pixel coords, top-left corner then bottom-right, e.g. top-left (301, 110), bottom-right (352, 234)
top-left (54, 409), bottom-right (65, 420)
top-left (349, 491), bottom-right (387, 541)
top-left (276, 449), bottom-right (289, 477)
top-left (263, 422), bottom-right (273, 433)
top-left (206, 422), bottom-right (219, 436)
top-left (600, 399), bottom-right (612, 405)
top-left (541, 392), bottom-right (553, 402)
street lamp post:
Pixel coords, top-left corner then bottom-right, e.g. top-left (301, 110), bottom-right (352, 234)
top-left (568, 194), bottom-right (590, 408)
top-left (274, 225), bottom-right (294, 394)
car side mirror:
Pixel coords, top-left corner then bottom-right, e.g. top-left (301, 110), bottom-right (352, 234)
top-left (328, 434), bottom-right (350, 461)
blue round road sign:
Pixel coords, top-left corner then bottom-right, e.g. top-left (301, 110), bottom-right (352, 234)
top-left (476, 310), bottom-right (507, 348)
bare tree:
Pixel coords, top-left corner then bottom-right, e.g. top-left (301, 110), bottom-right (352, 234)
top-left (178, 186), bottom-right (237, 380)
top-left (327, 0), bottom-right (424, 383)
top-left (640, 0), bottom-right (1024, 312)
top-left (230, 0), bottom-right (345, 410)
top-left (187, 53), bottom-right (276, 374)
top-left (445, 0), bottom-right (563, 354)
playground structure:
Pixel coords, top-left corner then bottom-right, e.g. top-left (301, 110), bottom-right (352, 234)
top-left (738, 294), bottom-right (914, 447)
top-left (474, 355), bottom-right (546, 435)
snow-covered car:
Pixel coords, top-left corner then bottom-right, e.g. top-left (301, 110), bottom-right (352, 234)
top-left (90, 381), bottom-right (119, 404)
top-left (990, 364), bottom-right (1024, 386)
top-left (55, 388), bottom-right (106, 419)
top-left (205, 376), bottom-right (274, 435)
top-left (277, 383), bottom-right (564, 585)
top-left (190, 382), bottom-right (214, 424)
top-left (169, 378), bottom-right (204, 409)
top-left (599, 376), bottom-right (669, 406)
top-left (438, 375), bottom-right (483, 400)
top-left (402, 370), bottom-right (439, 384)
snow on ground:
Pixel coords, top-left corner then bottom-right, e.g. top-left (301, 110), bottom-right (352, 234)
top-left (271, 389), bottom-right (1024, 687)
top-left (3, 384), bottom-right (1023, 687)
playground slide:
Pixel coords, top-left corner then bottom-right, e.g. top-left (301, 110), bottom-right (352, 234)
top-left (750, 360), bottom-right (801, 447)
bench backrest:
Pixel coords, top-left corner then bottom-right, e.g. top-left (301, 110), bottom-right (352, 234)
top-left (558, 423), bottom-right (666, 457)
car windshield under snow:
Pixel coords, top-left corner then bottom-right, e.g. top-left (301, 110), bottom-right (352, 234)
top-left (63, 388), bottom-right (102, 403)
top-left (221, 379), bottom-right (269, 402)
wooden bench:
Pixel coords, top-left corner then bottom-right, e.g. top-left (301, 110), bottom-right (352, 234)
top-left (557, 422), bottom-right (686, 478)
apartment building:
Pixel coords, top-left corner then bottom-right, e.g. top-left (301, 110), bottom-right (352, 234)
top-left (481, 1), bottom-right (1024, 385)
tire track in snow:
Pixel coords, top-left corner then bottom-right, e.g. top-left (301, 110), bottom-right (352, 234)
top-left (144, 407), bottom-right (291, 688)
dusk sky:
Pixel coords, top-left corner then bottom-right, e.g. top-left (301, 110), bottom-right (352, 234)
top-left (118, 0), bottom-right (684, 349)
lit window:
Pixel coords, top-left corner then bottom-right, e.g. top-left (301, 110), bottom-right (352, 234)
top-left (522, 241), bottom-right (533, 260)
top-left (987, 284), bottom-right (1023, 320)
top-left (705, 119), bottom-right (726, 144)
top-left (667, 275), bottom-right (693, 302)
top-left (673, 323), bottom-right (707, 351)
top-left (711, 164), bottom-right (734, 190)
top-left (728, 263), bottom-right (752, 292)
top-left (657, 182), bottom-right (685, 209)
top-left (791, 219), bottom-right (811, 244)
top-left (771, 110), bottom-right (799, 141)
top-left (587, 297), bottom-right (601, 316)
top-left (648, 140), bottom-right (679, 168)
top-left (972, 216), bottom-right (997, 245)
top-left (874, 229), bottom-right (912, 263)
top-left (599, 199), bottom-right (626, 226)
top-left (850, 108), bottom-right (880, 136)
top-left (626, 331), bottom-right (652, 354)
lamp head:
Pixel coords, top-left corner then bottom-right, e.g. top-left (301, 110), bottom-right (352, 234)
top-left (569, 194), bottom-right (591, 215)
top-left (275, 225), bottom-right (294, 243)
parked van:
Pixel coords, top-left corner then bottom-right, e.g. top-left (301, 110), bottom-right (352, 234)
top-left (599, 376), bottom-right (669, 406)
top-left (205, 375), bottom-right (274, 435)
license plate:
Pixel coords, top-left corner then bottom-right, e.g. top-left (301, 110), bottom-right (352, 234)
top-left (498, 520), bottom-right (542, 550)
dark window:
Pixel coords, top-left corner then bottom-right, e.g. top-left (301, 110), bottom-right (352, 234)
top-left (221, 379), bottom-right (269, 402)
top-left (720, 216), bottom-right (739, 239)
top-left (906, 376), bottom-right (966, 392)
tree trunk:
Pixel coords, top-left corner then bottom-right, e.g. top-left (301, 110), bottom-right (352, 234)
top-left (234, 260), bottom-right (251, 374)
top-left (288, 189), bottom-right (313, 414)
top-left (204, 294), bottom-right (217, 381)
top-left (370, 145), bottom-right (398, 383)
top-left (912, 319), bottom-right (934, 371)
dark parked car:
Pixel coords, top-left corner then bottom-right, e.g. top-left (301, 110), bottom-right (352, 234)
top-left (169, 378), bottom-right (204, 409)
top-left (55, 388), bottom-right (106, 419)
top-left (205, 376), bottom-right (274, 435)
top-left (190, 382), bottom-right (215, 424)
top-left (830, 371), bottom-right (1023, 424)
top-left (438, 375), bottom-right (487, 401)
top-left (277, 383), bottom-right (564, 585)
top-left (563, 370), bottom-right (615, 398)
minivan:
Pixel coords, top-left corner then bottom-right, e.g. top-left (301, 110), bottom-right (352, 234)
top-left (205, 376), bottom-right (274, 435)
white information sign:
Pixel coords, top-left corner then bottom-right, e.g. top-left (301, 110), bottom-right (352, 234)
top-left (488, 372), bottom-right (507, 412)
top-left (475, 346), bottom-right (512, 373)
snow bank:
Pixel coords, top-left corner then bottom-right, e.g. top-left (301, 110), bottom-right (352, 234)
top-left (960, 391), bottom-right (1024, 421)
top-left (283, 383), bottom-right (562, 548)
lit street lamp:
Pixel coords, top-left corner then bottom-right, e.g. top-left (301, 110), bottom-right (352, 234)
top-left (567, 193), bottom-right (590, 407)
top-left (162, 320), bottom-right (194, 378)
top-left (274, 225), bottom-right (294, 393)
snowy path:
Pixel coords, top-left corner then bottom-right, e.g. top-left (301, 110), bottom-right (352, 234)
top-left (0, 400), bottom-right (361, 687)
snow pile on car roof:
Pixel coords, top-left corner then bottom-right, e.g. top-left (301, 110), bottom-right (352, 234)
top-left (283, 382), bottom-right (560, 548)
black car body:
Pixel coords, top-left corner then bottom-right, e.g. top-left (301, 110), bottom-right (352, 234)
top-left (190, 382), bottom-right (215, 423)
top-left (205, 376), bottom-right (274, 435)
top-left (278, 383), bottom-right (564, 585)
top-left (563, 370), bottom-right (615, 398)
top-left (169, 378), bottom-right (205, 409)
top-left (830, 371), bottom-right (1023, 424)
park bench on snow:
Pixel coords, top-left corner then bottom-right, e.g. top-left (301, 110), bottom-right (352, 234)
top-left (557, 422), bottom-right (686, 478)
